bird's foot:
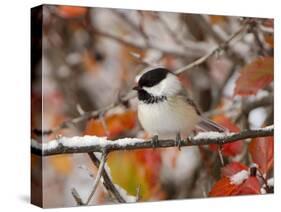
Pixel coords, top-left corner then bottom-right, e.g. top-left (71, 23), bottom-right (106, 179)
top-left (175, 132), bottom-right (182, 150)
top-left (152, 135), bottom-right (159, 149)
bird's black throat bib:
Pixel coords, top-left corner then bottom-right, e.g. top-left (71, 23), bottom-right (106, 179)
top-left (137, 89), bottom-right (167, 104)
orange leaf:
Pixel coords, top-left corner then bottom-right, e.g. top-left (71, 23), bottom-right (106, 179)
top-left (234, 57), bottom-right (273, 96)
top-left (84, 110), bottom-right (137, 139)
top-left (209, 116), bottom-right (243, 156)
top-left (84, 119), bottom-right (105, 137)
top-left (50, 155), bottom-right (73, 175)
top-left (209, 177), bottom-right (239, 197)
top-left (264, 35), bottom-right (274, 48)
top-left (209, 15), bottom-right (226, 25)
top-left (221, 162), bottom-right (248, 177)
top-left (57, 6), bottom-right (87, 18)
top-left (249, 136), bottom-right (274, 174)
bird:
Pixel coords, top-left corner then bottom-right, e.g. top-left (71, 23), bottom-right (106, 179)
top-left (133, 67), bottom-right (226, 148)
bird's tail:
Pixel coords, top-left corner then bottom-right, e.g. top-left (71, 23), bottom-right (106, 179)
top-left (196, 117), bottom-right (228, 132)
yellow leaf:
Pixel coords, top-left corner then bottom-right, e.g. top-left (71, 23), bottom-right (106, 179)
top-left (50, 155), bottom-right (73, 175)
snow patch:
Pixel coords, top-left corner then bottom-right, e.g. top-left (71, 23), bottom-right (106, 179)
top-left (230, 170), bottom-right (249, 185)
top-left (60, 136), bottom-right (109, 147)
top-left (193, 131), bottom-right (226, 140)
top-left (31, 136), bottom-right (145, 151)
top-left (260, 188), bottom-right (266, 194)
top-left (113, 138), bottom-right (144, 146)
top-left (267, 178), bottom-right (274, 186)
top-left (264, 125), bottom-right (274, 130)
top-left (249, 108), bottom-right (267, 128)
top-left (45, 140), bottom-right (59, 150)
top-left (31, 139), bottom-right (42, 149)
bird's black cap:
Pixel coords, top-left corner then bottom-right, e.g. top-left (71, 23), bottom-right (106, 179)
top-left (138, 68), bottom-right (171, 87)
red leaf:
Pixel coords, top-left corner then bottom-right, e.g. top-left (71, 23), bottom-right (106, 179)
top-left (221, 162), bottom-right (248, 177)
top-left (209, 177), bottom-right (239, 197)
top-left (135, 149), bottom-right (162, 187)
top-left (249, 136), bottom-right (274, 174)
top-left (209, 171), bottom-right (261, 197)
top-left (209, 116), bottom-right (244, 156)
top-left (220, 141), bottom-right (244, 157)
top-left (235, 177), bottom-right (261, 195)
top-left (234, 57), bottom-right (273, 96)
top-left (262, 19), bottom-right (274, 28)
top-left (213, 116), bottom-right (240, 132)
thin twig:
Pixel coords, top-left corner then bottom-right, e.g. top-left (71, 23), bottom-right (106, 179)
top-left (175, 22), bottom-right (249, 75)
top-left (157, 15), bottom-right (208, 53)
top-left (217, 145), bottom-right (225, 166)
top-left (211, 64), bottom-right (238, 108)
top-left (136, 11), bottom-right (150, 42)
top-left (113, 10), bottom-right (148, 40)
top-left (258, 24), bottom-right (274, 34)
top-left (85, 151), bottom-right (107, 205)
top-left (250, 22), bottom-right (269, 56)
top-left (31, 126), bottom-right (273, 156)
top-left (192, 15), bottom-right (225, 43)
top-left (235, 94), bottom-right (273, 123)
top-left (205, 93), bottom-right (273, 118)
top-left (129, 52), bottom-right (156, 66)
top-left (71, 188), bottom-right (84, 205)
top-left (135, 184), bottom-right (141, 202)
top-left (87, 153), bottom-right (127, 203)
top-left (256, 168), bottom-right (270, 192)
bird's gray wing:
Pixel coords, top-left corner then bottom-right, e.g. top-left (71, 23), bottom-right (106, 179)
top-left (178, 89), bottom-right (227, 132)
top-left (178, 88), bottom-right (201, 115)
top-left (197, 117), bottom-right (228, 132)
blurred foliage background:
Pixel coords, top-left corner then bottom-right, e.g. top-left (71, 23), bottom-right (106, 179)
top-left (31, 5), bottom-right (274, 207)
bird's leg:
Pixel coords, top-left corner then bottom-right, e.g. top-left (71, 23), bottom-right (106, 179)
top-left (152, 135), bottom-right (159, 149)
top-left (175, 132), bottom-right (182, 150)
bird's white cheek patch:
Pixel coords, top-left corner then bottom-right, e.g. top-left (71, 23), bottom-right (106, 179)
top-left (143, 84), bottom-right (163, 96)
top-left (142, 74), bottom-right (182, 97)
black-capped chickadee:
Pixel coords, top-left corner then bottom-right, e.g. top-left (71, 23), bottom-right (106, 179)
top-left (133, 67), bottom-right (226, 146)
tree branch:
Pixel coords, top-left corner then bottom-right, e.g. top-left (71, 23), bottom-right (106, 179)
top-left (71, 152), bottom-right (129, 204)
top-left (235, 93), bottom-right (273, 123)
top-left (85, 151), bottom-right (107, 205)
top-left (87, 153), bottom-right (127, 203)
top-left (71, 188), bottom-right (84, 205)
top-left (175, 21), bottom-right (249, 74)
top-left (31, 126), bottom-right (273, 156)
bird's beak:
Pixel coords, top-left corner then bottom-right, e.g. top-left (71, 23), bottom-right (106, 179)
top-left (133, 85), bottom-right (141, 91)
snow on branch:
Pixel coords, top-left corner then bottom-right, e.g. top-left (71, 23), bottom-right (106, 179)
top-left (31, 125), bottom-right (274, 156)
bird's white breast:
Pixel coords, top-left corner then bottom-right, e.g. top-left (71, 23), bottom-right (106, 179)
top-left (137, 96), bottom-right (200, 138)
